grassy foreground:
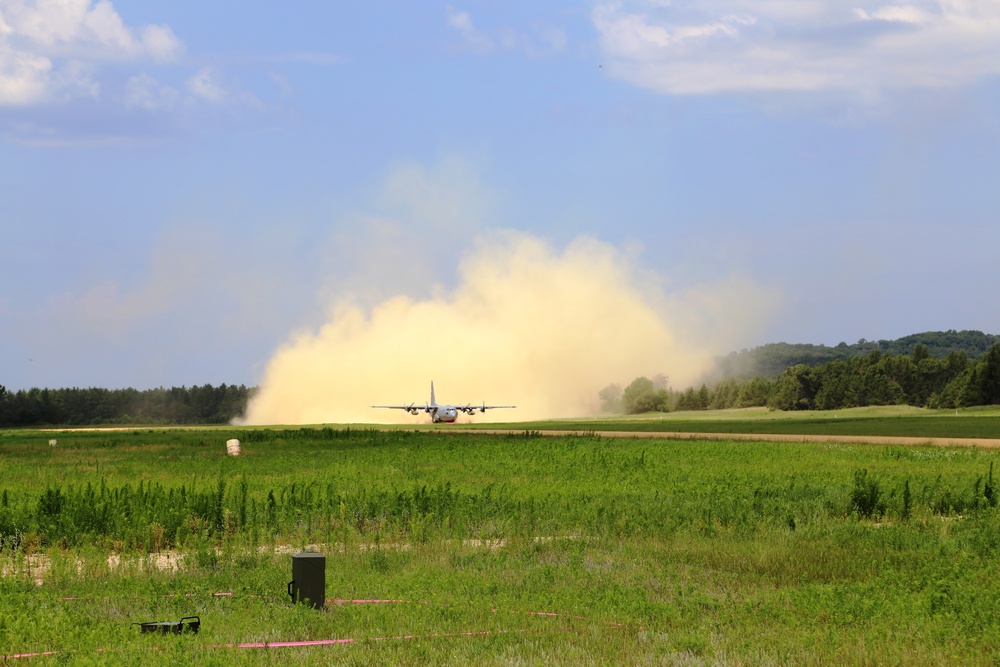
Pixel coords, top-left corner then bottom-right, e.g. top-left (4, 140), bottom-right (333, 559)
top-left (3, 426), bottom-right (1000, 664)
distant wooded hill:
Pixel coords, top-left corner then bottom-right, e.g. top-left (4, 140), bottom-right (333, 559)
top-left (716, 330), bottom-right (1000, 380)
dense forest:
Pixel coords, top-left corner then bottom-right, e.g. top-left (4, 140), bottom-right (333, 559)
top-left (0, 384), bottom-right (251, 427)
top-left (604, 342), bottom-right (1000, 414)
top-left (715, 330), bottom-right (1000, 379)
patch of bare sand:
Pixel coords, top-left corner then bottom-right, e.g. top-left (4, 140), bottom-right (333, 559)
top-left (2, 537), bottom-right (585, 584)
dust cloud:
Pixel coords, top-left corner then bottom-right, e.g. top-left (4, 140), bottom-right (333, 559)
top-left (241, 231), bottom-right (776, 424)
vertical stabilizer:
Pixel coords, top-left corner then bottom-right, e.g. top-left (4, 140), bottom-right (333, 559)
top-left (430, 381), bottom-right (436, 407)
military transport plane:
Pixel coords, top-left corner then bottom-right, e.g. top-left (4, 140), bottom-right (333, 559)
top-left (372, 382), bottom-right (515, 423)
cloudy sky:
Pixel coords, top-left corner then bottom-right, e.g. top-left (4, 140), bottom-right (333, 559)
top-left (3, 0), bottom-right (999, 397)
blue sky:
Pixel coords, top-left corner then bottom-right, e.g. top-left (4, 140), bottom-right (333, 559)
top-left (3, 0), bottom-right (1000, 393)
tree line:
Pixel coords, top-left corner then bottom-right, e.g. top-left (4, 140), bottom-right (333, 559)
top-left (5, 333), bottom-right (999, 426)
top-left (0, 384), bottom-right (252, 427)
top-left (604, 342), bottom-right (1000, 414)
top-left (715, 329), bottom-right (1000, 380)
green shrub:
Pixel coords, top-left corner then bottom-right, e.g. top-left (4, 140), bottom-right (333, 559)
top-left (851, 469), bottom-right (885, 519)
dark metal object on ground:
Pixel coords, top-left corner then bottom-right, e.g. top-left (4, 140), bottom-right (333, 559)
top-left (132, 616), bottom-right (201, 634)
top-left (288, 551), bottom-right (326, 609)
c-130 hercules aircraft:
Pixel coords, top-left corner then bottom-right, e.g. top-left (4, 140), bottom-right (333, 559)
top-left (372, 382), bottom-right (516, 423)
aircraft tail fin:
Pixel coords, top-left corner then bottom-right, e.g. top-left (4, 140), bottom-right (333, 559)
top-left (430, 381), bottom-right (436, 407)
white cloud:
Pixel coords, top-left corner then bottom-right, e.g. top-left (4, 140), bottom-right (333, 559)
top-left (593, 1), bottom-right (1000, 95)
top-left (853, 6), bottom-right (933, 23)
top-left (141, 24), bottom-right (182, 63)
top-left (1, 0), bottom-right (182, 60)
top-left (0, 43), bottom-right (51, 104)
top-left (0, 0), bottom-right (182, 105)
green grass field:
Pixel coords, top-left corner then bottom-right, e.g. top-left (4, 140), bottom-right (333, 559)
top-left (3, 415), bottom-right (1000, 664)
top-left (467, 405), bottom-right (1000, 439)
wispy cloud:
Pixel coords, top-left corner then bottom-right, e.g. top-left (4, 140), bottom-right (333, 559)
top-left (187, 67), bottom-right (229, 104)
top-left (445, 4), bottom-right (567, 57)
top-left (123, 73), bottom-right (179, 111)
top-left (593, 1), bottom-right (1000, 96)
top-left (446, 5), bottom-right (492, 53)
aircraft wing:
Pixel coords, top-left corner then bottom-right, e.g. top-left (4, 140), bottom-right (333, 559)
top-left (459, 403), bottom-right (516, 414)
top-left (371, 404), bottom-right (428, 414)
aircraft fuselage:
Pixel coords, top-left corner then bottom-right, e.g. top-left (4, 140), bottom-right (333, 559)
top-left (372, 382), bottom-right (515, 423)
top-left (431, 406), bottom-right (459, 423)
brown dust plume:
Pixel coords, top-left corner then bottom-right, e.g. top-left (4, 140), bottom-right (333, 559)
top-left (241, 231), bottom-right (775, 424)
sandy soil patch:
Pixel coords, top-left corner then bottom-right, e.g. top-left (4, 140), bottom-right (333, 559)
top-left (2, 537), bottom-right (584, 584)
